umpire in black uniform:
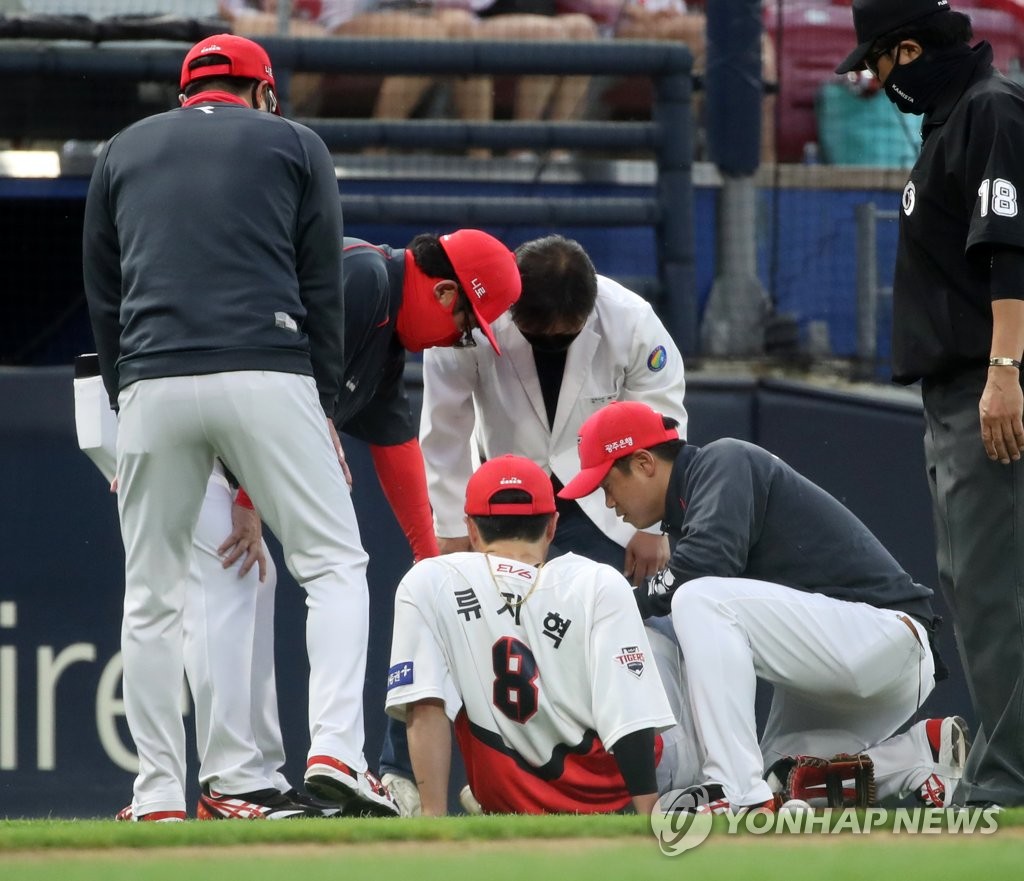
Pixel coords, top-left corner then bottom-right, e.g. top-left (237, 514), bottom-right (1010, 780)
top-left (837, 0), bottom-right (1024, 808)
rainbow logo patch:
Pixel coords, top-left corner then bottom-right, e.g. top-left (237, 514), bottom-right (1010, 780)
top-left (647, 346), bottom-right (667, 372)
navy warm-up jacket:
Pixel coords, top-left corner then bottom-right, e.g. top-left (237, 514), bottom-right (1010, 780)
top-left (82, 98), bottom-right (345, 417)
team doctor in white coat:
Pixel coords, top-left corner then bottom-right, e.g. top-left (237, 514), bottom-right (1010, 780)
top-left (420, 234), bottom-right (689, 577)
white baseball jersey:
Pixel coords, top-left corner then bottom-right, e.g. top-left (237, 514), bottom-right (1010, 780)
top-left (386, 552), bottom-right (676, 813)
top-left (420, 275), bottom-right (688, 547)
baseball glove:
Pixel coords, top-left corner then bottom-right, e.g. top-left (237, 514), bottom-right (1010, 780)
top-left (768, 753), bottom-right (877, 808)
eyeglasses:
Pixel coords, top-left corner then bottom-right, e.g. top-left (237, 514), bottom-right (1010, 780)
top-left (865, 45), bottom-right (894, 77)
top-left (452, 290), bottom-right (478, 348)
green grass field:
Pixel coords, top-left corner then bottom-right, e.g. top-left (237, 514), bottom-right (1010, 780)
top-left (1, 811), bottom-right (1021, 881)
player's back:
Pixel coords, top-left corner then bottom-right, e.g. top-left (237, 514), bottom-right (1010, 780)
top-left (90, 103), bottom-right (341, 385)
top-left (387, 551), bottom-right (674, 813)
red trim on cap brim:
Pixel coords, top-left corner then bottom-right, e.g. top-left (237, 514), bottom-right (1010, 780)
top-left (557, 461), bottom-right (614, 500)
top-left (468, 298), bottom-right (502, 355)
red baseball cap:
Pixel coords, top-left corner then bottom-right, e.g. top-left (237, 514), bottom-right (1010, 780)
top-left (438, 230), bottom-right (522, 355)
top-left (180, 33), bottom-right (276, 92)
top-left (558, 401), bottom-right (680, 500)
top-left (465, 455), bottom-right (556, 517)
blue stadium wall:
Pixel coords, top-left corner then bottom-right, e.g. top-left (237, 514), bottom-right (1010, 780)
top-left (0, 366), bottom-right (971, 818)
top-left (1, 172), bottom-right (904, 367)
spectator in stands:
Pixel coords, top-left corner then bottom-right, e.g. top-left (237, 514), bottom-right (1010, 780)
top-left (222, 1), bottom-right (601, 158)
top-left (219, 1), bottom-right (486, 122)
top-left (594, 0), bottom-right (778, 163)
top-left (443, 0), bottom-right (601, 153)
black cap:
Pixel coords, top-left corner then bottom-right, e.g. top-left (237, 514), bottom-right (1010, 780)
top-left (835, 0), bottom-right (952, 74)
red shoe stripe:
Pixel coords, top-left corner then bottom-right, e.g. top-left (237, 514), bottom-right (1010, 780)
top-left (920, 774), bottom-right (946, 807)
top-left (307, 755), bottom-right (358, 781)
top-left (139, 810), bottom-right (186, 821)
top-left (198, 792), bottom-right (269, 820)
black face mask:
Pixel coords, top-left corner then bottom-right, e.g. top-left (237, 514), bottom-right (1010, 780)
top-left (884, 43), bottom-right (975, 115)
top-left (520, 329), bottom-right (581, 354)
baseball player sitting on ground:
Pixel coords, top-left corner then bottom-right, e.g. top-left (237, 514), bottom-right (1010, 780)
top-left (385, 455), bottom-right (686, 815)
top-left (559, 401), bottom-right (970, 814)
top-left (74, 355), bottom-right (330, 820)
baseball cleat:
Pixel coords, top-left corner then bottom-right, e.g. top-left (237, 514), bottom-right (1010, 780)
top-left (662, 782), bottom-right (776, 816)
top-left (917, 716), bottom-right (971, 808)
top-left (115, 805), bottom-right (186, 822)
top-left (304, 755), bottom-right (399, 817)
top-left (196, 786), bottom-right (323, 820)
top-left (381, 772), bottom-right (422, 817)
top-left (282, 787), bottom-right (342, 818)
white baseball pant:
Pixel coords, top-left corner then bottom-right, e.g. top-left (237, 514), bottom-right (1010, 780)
top-left (643, 618), bottom-right (702, 795)
top-left (185, 467), bottom-right (289, 795)
top-left (669, 576), bottom-right (937, 807)
top-left (75, 375), bottom-right (289, 798)
top-left (116, 371), bottom-right (370, 815)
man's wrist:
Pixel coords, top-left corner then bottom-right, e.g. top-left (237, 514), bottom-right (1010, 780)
top-left (989, 357), bottom-right (1021, 369)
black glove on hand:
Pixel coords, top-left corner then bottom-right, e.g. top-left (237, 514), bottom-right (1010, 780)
top-left (634, 567), bottom-right (680, 619)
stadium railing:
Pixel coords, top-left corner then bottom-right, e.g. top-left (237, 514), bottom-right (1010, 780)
top-left (0, 35), bottom-right (697, 353)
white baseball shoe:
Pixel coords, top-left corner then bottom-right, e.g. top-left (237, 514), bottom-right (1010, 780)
top-left (916, 716), bottom-right (971, 808)
top-left (304, 755), bottom-right (399, 817)
top-left (459, 784), bottom-right (484, 815)
top-left (381, 772), bottom-right (422, 817)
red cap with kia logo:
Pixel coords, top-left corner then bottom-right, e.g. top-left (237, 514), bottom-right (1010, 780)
top-left (465, 455), bottom-right (556, 516)
top-left (180, 34), bottom-right (276, 95)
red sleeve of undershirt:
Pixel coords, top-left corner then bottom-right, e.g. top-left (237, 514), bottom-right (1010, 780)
top-left (369, 438), bottom-right (440, 562)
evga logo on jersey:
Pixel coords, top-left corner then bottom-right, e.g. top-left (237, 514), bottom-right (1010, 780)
top-left (387, 661), bottom-right (414, 690)
top-left (496, 562), bottom-right (534, 580)
top-left (615, 646), bottom-right (646, 678)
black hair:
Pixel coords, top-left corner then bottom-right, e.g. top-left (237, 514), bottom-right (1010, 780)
top-left (511, 235), bottom-right (598, 333)
top-left (470, 489), bottom-right (553, 544)
top-left (871, 10), bottom-right (973, 57)
top-left (612, 416), bottom-right (685, 474)
top-left (409, 233), bottom-right (459, 283)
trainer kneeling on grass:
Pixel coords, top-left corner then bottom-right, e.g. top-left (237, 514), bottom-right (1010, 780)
top-left (558, 401), bottom-right (970, 814)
